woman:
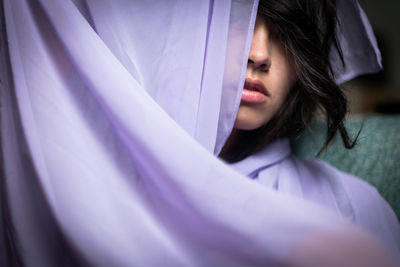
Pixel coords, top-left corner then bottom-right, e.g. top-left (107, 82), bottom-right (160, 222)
top-left (0, 0), bottom-right (398, 266)
top-left (221, 0), bottom-right (399, 257)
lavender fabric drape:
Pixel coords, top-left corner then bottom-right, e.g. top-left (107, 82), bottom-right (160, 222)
top-left (231, 139), bottom-right (400, 257)
top-left (331, 0), bottom-right (382, 84)
top-left (0, 0), bottom-right (394, 266)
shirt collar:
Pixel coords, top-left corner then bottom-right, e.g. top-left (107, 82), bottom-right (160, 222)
top-left (229, 138), bottom-right (292, 177)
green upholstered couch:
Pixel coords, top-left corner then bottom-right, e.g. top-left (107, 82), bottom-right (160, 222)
top-left (291, 114), bottom-right (400, 220)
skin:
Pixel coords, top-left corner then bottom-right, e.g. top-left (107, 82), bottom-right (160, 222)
top-left (234, 17), bottom-right (297, 130)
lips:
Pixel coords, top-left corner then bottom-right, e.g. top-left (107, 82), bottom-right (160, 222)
top-left (241, 79), bottom-right (269, 103)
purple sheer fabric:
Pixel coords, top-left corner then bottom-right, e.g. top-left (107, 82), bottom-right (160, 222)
top-left (231, 139), bottom-right (400, 257)
top-left (331, 0), bottom-right (382, 84)
top-left (0, 0), bottom-right (395, 266)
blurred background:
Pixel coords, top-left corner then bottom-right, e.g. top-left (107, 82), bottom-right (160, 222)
top-left (343, 0), bottom-right (400, 115)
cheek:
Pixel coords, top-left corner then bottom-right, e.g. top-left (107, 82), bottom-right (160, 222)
top-left (268, 77), bottom-right (292, 108)
top-left (272, 45), bottom-right (297, 97)
top-left (276, 81), bottom-right (293, 103)
top-left (271, 62), bottom-right (296, 103)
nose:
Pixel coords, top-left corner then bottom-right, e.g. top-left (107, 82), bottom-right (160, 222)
top-left (248, 19), bottom-right (271, 72)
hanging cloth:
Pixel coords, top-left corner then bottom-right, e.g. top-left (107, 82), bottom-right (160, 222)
top-left (331, 0), bottom-right (382, 84)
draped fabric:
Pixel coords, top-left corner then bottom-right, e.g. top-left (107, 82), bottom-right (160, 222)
top-left (231, 139), bottom-right (400, 257)
top-left (0, 0), bottom-right (392, 266)
top-left (331, 0), bottom-right (382, 84)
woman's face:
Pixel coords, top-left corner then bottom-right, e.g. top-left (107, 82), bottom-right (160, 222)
top-left (234, 17), bottom-right (297, 130)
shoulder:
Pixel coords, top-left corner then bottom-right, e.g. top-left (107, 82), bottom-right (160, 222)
top-left (294, 156), bottom-right (391, 218)
top-left (293, 156), bottom-right (378, 193)
top-left (292, 156), bottom-right (400, 254)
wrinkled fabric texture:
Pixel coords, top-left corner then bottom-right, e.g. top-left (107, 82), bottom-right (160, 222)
top-left (231, 139), bottom-right (400, 257)
top-left (0, 0), bottom-right (394, 266)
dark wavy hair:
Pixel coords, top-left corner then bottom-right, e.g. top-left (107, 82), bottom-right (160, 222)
top-left (220, 0), bottom-right (358, 163)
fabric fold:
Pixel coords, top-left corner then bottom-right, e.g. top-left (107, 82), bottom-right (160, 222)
top-left (0, 0), bottom-right (391, 266)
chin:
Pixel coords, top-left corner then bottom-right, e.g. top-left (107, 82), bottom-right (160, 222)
top-left (233, 106), bottom-right (273, 130)
top-left (234, 117), bottom-right (265, 131)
